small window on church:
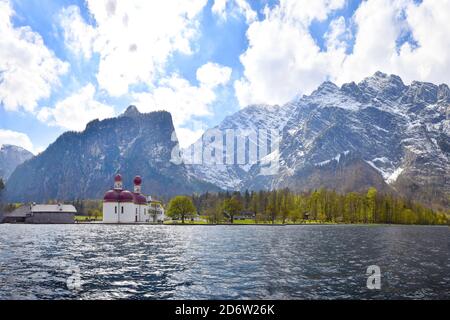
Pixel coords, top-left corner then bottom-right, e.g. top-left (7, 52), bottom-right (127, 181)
top-left (121, 207), bottom-right (124, 214)
top-left (115, 206), bottom-right (117, 214)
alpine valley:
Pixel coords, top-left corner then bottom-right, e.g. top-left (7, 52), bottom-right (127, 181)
top-left (4, 72), bottom-right (450, 208)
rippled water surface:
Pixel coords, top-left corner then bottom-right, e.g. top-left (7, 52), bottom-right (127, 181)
top-left (0, 224), bottom-right (449, 299)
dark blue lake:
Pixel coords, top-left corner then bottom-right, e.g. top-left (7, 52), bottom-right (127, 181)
top-left (0, 224), bottom-right (448, 299)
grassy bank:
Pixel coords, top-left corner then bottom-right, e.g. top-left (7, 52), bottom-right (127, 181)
top-left (164, 219), bottom-right (339, 225)
top-left (75, 215), bottom-right (102, 222)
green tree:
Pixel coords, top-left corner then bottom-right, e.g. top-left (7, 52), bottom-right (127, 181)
top-left (223, 196), bottom-right (243, 223)
top-left (344, 192), bottom-right (359, 223)
top-left (167, 196), bottom-right (196, 224)
top-left (88, 209), bottom-right (102, 220)
top-left (309, 190), bottom-right (320, 220)
top-left (267, 191), bottom-right (278, 223)
top-left (94, 209), bottom-right (102, 220)
top-left (366, 187), bottom-right (377, 223)
top-left (401, 208), bottom-right (416, 224)
top-left (316, 188), bottom-right (327, 221)
top-left (289, 196), bottom-right (302, 223)
top-left (249, 191), bottom-right (259, 223)
top-left (243, 189), bottom-right (251, 211)
top-left (205, 202), bottom-right (223, 224)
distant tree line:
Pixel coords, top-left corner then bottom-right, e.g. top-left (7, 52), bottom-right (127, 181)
top-left (185, 188), bottom-right (449, 225)
top-left (1, 182), bottom-right (448, 226)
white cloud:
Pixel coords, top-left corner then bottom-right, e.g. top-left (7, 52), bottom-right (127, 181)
top-left (37, 83), bottom-right (115, 131)
top-left (212, 0), bottom-right (257, 23)
top-left (0, 0), bottom-right (68, 112)
top-left (334, 0), bottom-right (450, 85)
top-left (234, 0), bottom-right (346, 107)
top-left (335, 0), bottom-right (406, 84)
top-left (212, 0), bottom-right (227, 16)
top-left (325, 16), bottom-right (349, 51)
top-left (235, 0), bottom-right (450, 107)
top-left (197, 62), bottom-right (232, 88)
top-left (133, 75), bottom-right (213, 125)
top-left (60, 0), bottom-right (208, 97)
top-left (0, 129), bottom-right (34, 153)
top-left (132, 62), bottom-right (231, 147)
top-left (274, 0), bottom-right (345, 26)
top-left (59, 6), bottom-right (96, 60)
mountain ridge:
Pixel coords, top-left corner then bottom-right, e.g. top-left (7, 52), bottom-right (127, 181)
top-left (3, 71), bottom-right (449, 208)
top-left (185, 71), bottom-right (450, 208)
top-left (5, 108), bottom-right (217, 202)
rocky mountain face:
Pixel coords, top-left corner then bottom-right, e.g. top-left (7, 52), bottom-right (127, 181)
top-left (186, 72), bottom-right (450, 208)
top-left (0, 145), bottom-right (33, 180)
top-left (184, 104), bottom-right (291, 189)
top-left (5, 106), bottom-right (216, 202)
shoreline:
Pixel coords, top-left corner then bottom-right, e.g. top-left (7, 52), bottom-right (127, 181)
top-left (77, 221), bottom-right (450, 227)
top-left (1, 222), bottom-right (448, 227)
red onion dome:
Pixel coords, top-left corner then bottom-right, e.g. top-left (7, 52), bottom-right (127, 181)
top-left (114, 174), bottom-right (122, 182)
top-left (118, 190), bottom-right (134, 202)
top-left (133, 175), bottom-right (142, 185)
top-left (104, 190), bottom-right (120, 202)
top-left (104, 189), bottom-right (134, 203)
top-left (133, 193), bottom-right (147, 205)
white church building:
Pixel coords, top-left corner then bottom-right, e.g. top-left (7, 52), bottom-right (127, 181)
top-left (103, 174), bottom-right (165, 223)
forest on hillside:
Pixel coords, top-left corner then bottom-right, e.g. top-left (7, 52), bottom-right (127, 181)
top-left (191, 188), bottom-right (449, 225)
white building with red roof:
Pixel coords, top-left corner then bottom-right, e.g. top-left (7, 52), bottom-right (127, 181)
top-left (103, 174), bottom-right (164, 223)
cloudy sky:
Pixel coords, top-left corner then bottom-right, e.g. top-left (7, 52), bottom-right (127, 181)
top-left (1, 0), bottom-right (450, 153)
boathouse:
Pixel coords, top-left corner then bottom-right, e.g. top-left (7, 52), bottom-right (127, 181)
top-left (1, 203), bottom-right (76, 224)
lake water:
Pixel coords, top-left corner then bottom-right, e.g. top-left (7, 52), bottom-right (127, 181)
top-left (0, 224), bottom-right (448, 300)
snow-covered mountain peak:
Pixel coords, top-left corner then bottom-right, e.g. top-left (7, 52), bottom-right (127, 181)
top-left (357, 71), bottom-right (406, 101)
top-left (312, 81), bottom-right (339, 96)
top-left (217, 104), bottom-right (288, 131)
top-left (0, 144), bottom-right (34, 181)
top-left (1, 144), bottom-right (29, 153)
top-left (407, 81), bottom-right (439, 103)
